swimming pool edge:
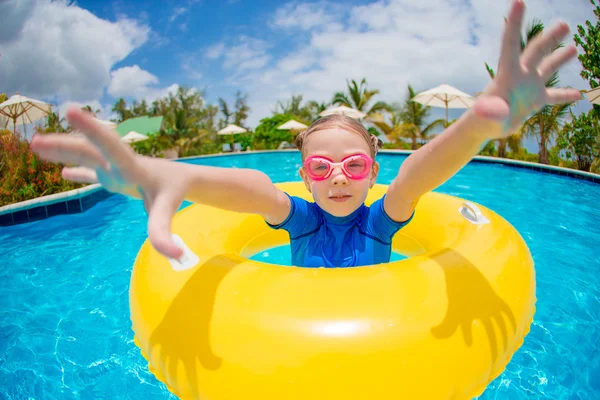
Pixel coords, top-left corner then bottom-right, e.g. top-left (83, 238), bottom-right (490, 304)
top-left (1, 149), bottom-right (598, 226)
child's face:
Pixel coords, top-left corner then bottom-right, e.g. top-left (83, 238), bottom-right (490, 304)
top-left (299, 128), bottom-right (379, 217)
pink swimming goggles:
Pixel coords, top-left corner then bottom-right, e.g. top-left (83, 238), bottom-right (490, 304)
top-left (303, 154), bottom-right (374, 181)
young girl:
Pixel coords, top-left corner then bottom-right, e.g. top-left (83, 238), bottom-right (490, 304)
top-left (31, 0), bottom-right (581, 267)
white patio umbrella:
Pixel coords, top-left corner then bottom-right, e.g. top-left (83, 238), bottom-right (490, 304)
top-left (277, 119), bottom-right (308, 132)
top-left (0, 92), bottom-right (52, 136)
top-left (411, 84), bottom-right (476, 126)
top-left (121, 131), bottom-right (149, 143)
top-left (319, 105), bottom-right (367, 120)
top-left (218, 123), bottom-right (247, 146)
top-left (96, 118), bottom-right (117, 129)
top-left (584, 86), bottom-right (600, 105)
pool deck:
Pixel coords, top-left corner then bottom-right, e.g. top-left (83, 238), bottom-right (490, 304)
top-left (1, 149), bottom-right (599, 227)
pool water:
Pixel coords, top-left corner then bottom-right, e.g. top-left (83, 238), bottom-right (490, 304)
top-left (0, 152), bottom-right (599, 399)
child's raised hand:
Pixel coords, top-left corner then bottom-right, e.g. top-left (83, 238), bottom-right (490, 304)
top-left (31, 107), bottom-right (186, 259)
top-left (474, 0), bottom-right (582, 138)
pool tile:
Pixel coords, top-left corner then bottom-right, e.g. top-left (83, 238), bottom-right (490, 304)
top-left (46, 202), bottom-right (68, 217)
top-left (0, 213), bottom-right (14, 226)
top-left (27, 206), bottom-right (47, 222)
top-left (12, 210), bottom-right (29, 224)
top-left (81, 190), bottom-right (112, 211)
top-left (66, 199), bottom-right (82, 213)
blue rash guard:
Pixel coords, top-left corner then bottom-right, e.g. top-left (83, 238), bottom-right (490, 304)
top-left (266, 193), bottom-right (414, 268)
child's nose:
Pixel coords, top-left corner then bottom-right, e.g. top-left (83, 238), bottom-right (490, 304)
top-left (330, 168), bottom-right (348, 185)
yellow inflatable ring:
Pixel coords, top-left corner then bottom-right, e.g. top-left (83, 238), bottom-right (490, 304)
top-left (130, 182), bottom-right (536, 400)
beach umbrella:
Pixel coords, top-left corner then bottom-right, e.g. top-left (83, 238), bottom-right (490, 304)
top-left (584, 87), bottom-right (600, 105)
top-left (121, 131), bottom-right (149, 143)
top-left (319, 105), bottom-right (367, 120)
top-left (411, 84), bottom-right (475, 126)
top-left (277, 119), bottom-right (308, 132)
top-left (218, 124), bottom-right (247, 146)
top-left (0, 92), bottom-right (52, 137)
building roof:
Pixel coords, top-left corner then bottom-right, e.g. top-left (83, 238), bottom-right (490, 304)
top-left (115, 116), bottom-right (164, 137)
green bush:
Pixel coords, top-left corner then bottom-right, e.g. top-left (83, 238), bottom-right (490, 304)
top-left (556, 109), bottom-right (600, 172)
top-left (252, 114), bottom-right (295, 149)
top-left (0, 131), bottom-right (85, 206)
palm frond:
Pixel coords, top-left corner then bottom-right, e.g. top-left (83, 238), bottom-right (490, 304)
top-left (332, 92), bottom-right (351, 107)
top-left (421, 118), bottom-right (446, 138)
top-left (367, 101), bottom-right (392, 115)
top-left (545, 70), bottom-right (560, 88)
top-left (485, 62), bottom-right (496, 79)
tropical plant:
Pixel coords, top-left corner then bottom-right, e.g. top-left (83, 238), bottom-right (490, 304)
top-left (370, 85), bottom-right (445, 149)
top-left (574, 0), bottom-right (600, 89)
top-left (307, 100), bottom-right (329, 121)
top-left (273, 94), bottom-right (314, 123)
top-left (233, 90), bottom-right (250, 128)
top-left (218, 98), bottom-right (233, 129)
top-left (332, 78), bottom-right (391, 118)
top-left (0, 131), bottom-right (84, 206)
top-left (520, 102), bottom-right (572, 164)
top-left (252, 114), bottom-right (296, 150)
top-left (41, 111), bottom-right (67, 133)
top-left (111, 98), bottom-right (134, 122)
top-left (557, 108), bottom-right (600, 171)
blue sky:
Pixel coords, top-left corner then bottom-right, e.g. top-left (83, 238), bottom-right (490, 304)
top-left (0, 0), bottom-right (594, 144)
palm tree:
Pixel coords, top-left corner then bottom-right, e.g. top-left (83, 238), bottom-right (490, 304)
top-left (218, 98), bottom-right (233, 130)
top-left (272, 94), bottom-right (315, 123)
top-left (307, 100), bottom-right (329, 121)
top-left (332, 78), bottom-right (391, 118)
top-left (112, 98), bottom-right (134, 122)
top-left (371, 85), bottom-right (445, 149)
top-left (485, 19), bottom-right (570, 162)
top-left (369, 109), bottom-right (405, 145)
top-left (44, 111), bottom-right (67, 133)
top-left (520, 102), bottom-right (572, 164)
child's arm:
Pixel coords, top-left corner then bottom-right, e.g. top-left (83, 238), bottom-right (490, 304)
top-left (31, 108), bottom-right (290, 259)
top-left (383, 0), bottom-right (581, 222)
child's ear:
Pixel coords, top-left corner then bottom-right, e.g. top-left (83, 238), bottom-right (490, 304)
top-left (299, 167), bottom-right (312, 193)
top-left (369, 161), bottom-right (380, 188)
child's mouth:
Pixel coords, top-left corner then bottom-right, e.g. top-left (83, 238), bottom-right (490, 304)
top-left (329, 194), bottom-right (352, 202)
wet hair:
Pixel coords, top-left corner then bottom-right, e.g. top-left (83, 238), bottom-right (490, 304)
top-left (294, 114), bottom-right (383, 159)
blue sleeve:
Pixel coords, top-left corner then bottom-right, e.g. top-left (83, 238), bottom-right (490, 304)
top-left (366, 194), bottom-right (414, 243)
top-left (265, 193), bottom-right (321, 239)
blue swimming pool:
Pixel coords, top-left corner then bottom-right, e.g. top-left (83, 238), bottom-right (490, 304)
top-left (0, 151), bottom-right (598, 399)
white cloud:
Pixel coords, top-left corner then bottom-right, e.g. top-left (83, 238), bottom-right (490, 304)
top-left (206, 42), bottom-right (226, 59)
top-left (224, 37), bottom-right (271, 71)
top-left (182, 63), bottom-right (204, 80)
top-left (206, 36), bottom-right (271, 76)
top-left (272, 2), bottom-right (343, 31)
top-left (145, 83), bottom-right (181, 103)
top-left (57, 100), bottom-right (113, 122)
top-left (0, 0), bottom-right (150, 102)
top-left (108, 65), bottom-right (159, 98)
top-left (170, 6), bottom-right (188, 23)
top-left (216, 0), bottom-right (593, 128)
top-left (0, 0), bottom-right (36, 44)
top-left (108, 65), bottom-right (179, 103)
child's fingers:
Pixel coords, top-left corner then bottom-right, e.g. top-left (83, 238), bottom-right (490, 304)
top-left (473, 95), bottom-right (510, 122)
top-left (147, 192), bottom-right (184, 260)
top-left (498, 0), bottom-right (525, 73)
top-left (62, 166), bottom-right (98, 183)
top-left (31, 133), bottom-right (108, 170)
top-left (65, 107), bottom-right (137, 174)
top-left (521, 21), bottom-right (570, 71)
top-left (538, 45), bottom-right (578, 83)
top-left (545, 88), bottom-right (583, 105)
